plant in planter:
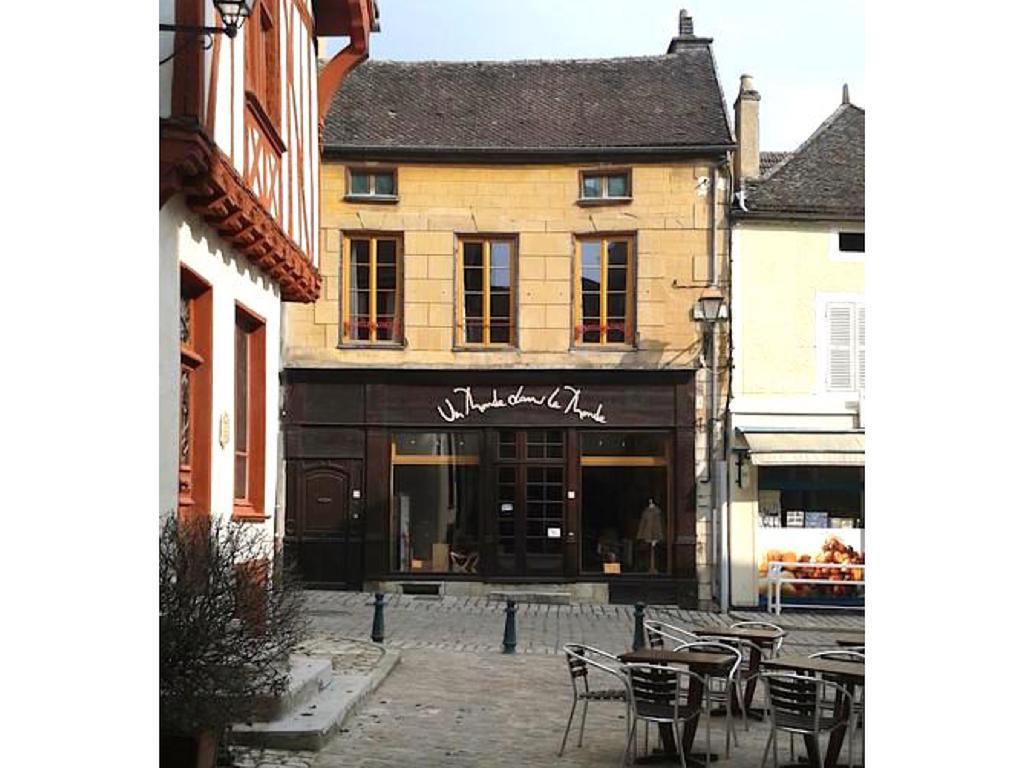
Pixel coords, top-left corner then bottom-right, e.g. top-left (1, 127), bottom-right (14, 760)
top-left (159, 514), bottom-right (307, 768)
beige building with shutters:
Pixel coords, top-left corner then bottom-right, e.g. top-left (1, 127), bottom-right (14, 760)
top-left (726, 78), bottom-right (866, 609)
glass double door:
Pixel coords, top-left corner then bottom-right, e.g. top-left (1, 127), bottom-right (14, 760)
top-left (494, 430), bottom-right (566, 577)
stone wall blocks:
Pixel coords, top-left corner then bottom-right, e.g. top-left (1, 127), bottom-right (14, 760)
top-left (428, 303), bottom-right (453, 328)
top-left (312, 300), bottom-right (339, 326)
top-left (427, 254), bottom-right (453, 280)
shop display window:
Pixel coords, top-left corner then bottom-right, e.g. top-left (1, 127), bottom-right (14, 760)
top-left (756, 466), bottom-right (865, 604)
top-left (391, 433), bottom-right (480, 574)
top-left (579, 431), bottom-right (670, 574)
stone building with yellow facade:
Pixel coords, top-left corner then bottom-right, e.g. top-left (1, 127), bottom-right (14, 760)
top-left (281, 13), bottom-right (734, 608)
top-left (726, 78), bottom-right (865, 610)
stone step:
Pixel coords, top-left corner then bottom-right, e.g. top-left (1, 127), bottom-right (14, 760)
top-left (487, 589), bottom-right (573, 605)
top-left (230, 650), bottom-right (401, 751)
top-left (250, 655), bottom-right (333, 722)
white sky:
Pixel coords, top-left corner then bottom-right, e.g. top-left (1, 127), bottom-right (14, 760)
top-left (326, 0), bottom-right (864, 151)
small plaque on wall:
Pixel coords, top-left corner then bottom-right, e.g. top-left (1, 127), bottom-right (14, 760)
top-left (603, 563), bottom-right (621, 575)
top-left (547, 527), bottom-right (561, 538)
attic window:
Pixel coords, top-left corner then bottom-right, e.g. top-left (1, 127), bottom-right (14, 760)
top-left (346, 168), bottom-right (398, 202)
top-left (838, 232), bottom-right (865, 253)
top-left (578, 170), bottom-right (632, 205)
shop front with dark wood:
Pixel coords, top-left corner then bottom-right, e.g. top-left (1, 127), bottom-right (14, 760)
top-left (282, 368), bottom-right (699, 605)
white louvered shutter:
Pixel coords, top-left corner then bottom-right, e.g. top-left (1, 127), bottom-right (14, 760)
top-left (856, 304), bottom-right (865, 392)
top-left (827, 304), bottom-right (854, 390)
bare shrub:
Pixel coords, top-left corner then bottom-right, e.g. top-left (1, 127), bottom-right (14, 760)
top-left (159, 514), bottom-right (308, 736)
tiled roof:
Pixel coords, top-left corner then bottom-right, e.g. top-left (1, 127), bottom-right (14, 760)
top-left (759, 151), bottom-right (792, 176)
top-left (743, 104), bottom-right (864, 219)
top-left (323, 48), bottom-right (734, 154)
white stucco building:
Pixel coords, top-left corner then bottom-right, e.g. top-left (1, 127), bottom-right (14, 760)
top-left (159, 0), bottom-right (377, 539)
top-left (726, 77), bottom-right (866, 609)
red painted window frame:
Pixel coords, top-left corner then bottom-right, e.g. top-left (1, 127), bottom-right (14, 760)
top-left (245, 0), bottom-right (282, 134)
top-left (233, 303), bottom-right (267, 521)
top-left (179, 267), bottom-right (213, 520)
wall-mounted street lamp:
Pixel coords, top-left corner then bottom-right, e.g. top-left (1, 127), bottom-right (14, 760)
top-left (694, 286), bottom-right (725, 325)
top-left (161, 0), bottom-right (253, 39)
top-left (160, 1), bottom-right (254, 63)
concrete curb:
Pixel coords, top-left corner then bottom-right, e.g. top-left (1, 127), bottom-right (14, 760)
top-left (346, 648), bottom-right (401, 726)
top-left (230, 648), bottom-right (401, 751)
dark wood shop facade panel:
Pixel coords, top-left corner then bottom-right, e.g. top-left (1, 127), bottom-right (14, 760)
top-left (283, 369), bottom-right (697, 604)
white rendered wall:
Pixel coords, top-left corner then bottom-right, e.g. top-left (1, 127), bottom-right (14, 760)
top-left (161, 197), bottom-right (282, 539)
top-left (727, 221), bottom-right (865, 608)
top-left (159, 200), bottom-right (184, 519)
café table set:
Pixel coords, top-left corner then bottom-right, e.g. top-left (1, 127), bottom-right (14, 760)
top-left (559, 624), bottom-right (864, 768)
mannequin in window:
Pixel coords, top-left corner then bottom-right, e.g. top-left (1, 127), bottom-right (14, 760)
top-left (636, 498), bottom-right (664, 574)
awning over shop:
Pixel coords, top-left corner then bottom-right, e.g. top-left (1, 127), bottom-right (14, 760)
top-left (735, 430), bottom-right (864, 466)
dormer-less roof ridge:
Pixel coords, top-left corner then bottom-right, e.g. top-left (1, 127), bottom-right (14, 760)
top-left (741, 100), bottom-right (864, 220)
top-left (324, 48), bottom-right (733, 154)
top-left (361, 52), bottom-right (701, 67)
top-left (760, 101), bottom-right (863, 183)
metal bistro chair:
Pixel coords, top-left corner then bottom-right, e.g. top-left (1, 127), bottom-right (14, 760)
top-left (758, 672), bottom-right (854, 768)
top-left (673, 640), bottom-right (743, 757)
top-left (808, 650), bottom-right (865, 768)
top-left (622, 663), bottom-right (710, 768)
top-left (730, 620), bottom-right (786, 658)
top-left (698, 634), bottom-right (760, 731)
top-left (558, 644), bottom-right (630, 758)
top-left (644, 620), bottom-right (699, 650)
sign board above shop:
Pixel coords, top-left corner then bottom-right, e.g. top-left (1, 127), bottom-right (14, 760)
top-left (436, 385), bottom-right (607, 424)
top-left (282, 371), bottom-right (695, 429)
top-left (371, 382), bottom-right (682, 427)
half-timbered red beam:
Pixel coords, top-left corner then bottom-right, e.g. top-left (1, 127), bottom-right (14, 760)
top-left (316, 0), bottom-right (374, 126)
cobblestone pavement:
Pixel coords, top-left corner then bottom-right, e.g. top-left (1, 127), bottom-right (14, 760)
top-left (311, 646), bottom-right (856, 768)
top-left (230, 592), bottom-right (864, 768)
top-left (304, 590), bottom-right (864, 657)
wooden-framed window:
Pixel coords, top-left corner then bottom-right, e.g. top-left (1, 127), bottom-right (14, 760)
top-left (574, 235), bottom-right (636, 346)
top-left (233, 304), bottom-right (266, 519)
top-left (456, 237), bottom-right (517, 347)
top-left (342, 234), bottom-right (403, 344)
top-left (179, 267), bottom-right (212, 519)
top-left (578, 169), bottom-right (632, 204)
top-left (345, 168), bottom-right (398, 202)
top-left (245, 0), bottom-right (281, 129)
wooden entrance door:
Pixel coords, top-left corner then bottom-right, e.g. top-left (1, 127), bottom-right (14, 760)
top-left (493, 430), bottom-right (566, 577)
top-left (284, 459), bottom-right (364, 589)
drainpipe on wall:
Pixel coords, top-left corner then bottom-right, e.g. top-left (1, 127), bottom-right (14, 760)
top-left (720, 158), bottom-right (733, 613)
top-left (706, 162), bottom-right (718, 610)
top-left (706, 156), bottom-right (732, 613)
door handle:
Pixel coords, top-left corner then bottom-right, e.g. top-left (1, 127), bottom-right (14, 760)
top-left (316, 496), bottom-right (332, 503)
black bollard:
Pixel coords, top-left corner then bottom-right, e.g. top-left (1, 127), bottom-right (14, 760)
top-left (502, 599), bottom-right (517, 653)
top-left (371, 592), bottom-right (385, 643)
top-left (632, 602), bottom-right (646, 651)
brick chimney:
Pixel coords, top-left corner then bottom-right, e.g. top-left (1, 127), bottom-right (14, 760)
top-left (667, 9), bottom-right (704, 53)
top-left (733, 74), bottom-right (761, 184)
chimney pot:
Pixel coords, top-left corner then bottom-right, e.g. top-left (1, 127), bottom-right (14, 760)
top-left (679, 9), bottom-right (694, 36)
top-left (734, 74), bottom-right (761, 184)
top-left (842, 83), bottom-right (850, 104)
